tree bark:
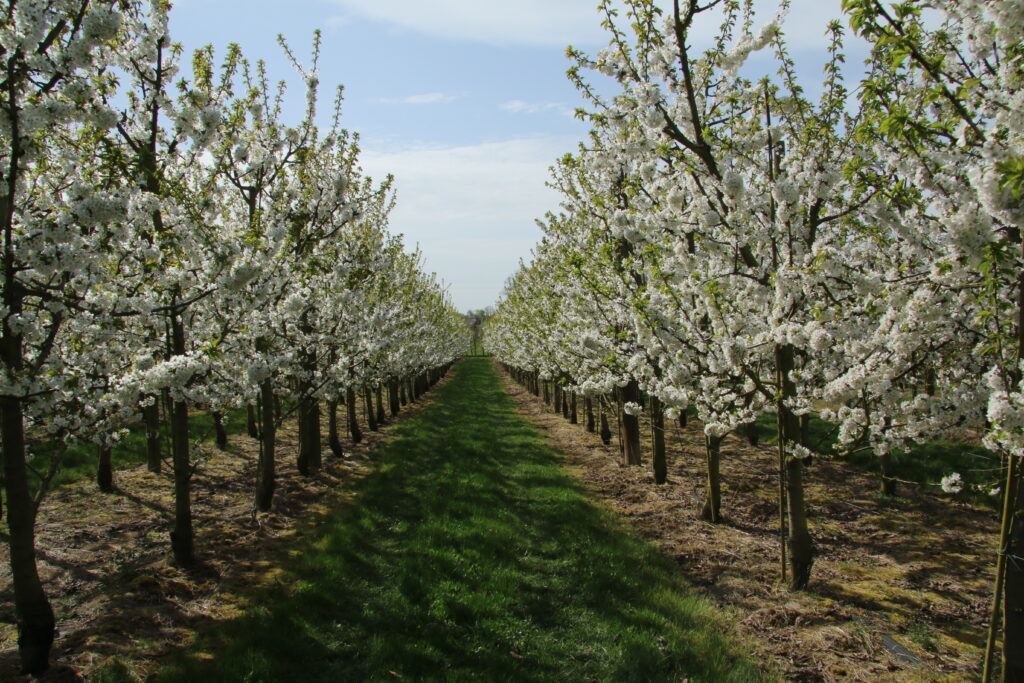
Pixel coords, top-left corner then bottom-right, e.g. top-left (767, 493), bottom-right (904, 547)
top-left (585, 397), bottom-right (595, 433)
top-left (169, 313), bottom-right (194, 569)
top-left (375, 385), bottom-right (386, 425)
top-left (599, 400), bottom-right (612, 446)
top-left (328, 400), bottom-right (344, 457)
top-left (347, 386), bottom-right (362, 443)
top-left (879, 451), bottom-right (897, 496)
top-left (144, 400), bottom-right (161, 473)
top-left (388, 378), bottom-right (400, 417)
top-left (212, 410), bottom-right (228, 450)
top-left (97, 444), bottom-right (113, 493)
top-left (700, 433), bottom-right (722, 521)
top-left (255, 378), bottom-right (276, 512)
top-left (246, 404), bottom-right (259, 439)
top-left (776, 343), bottom-right (814, 590)
top-left (620, 381), bottom-right (643, 466)
top-left (1001, 463), bottom-right (1024, 681)
top-left (399, 379), bottom-right (407, 406)
top-left (745, 421), bottom-right (759, 447)
top-left (364, 386), bottom-right (378, 432)
top-left (569, 392), bottom-right (578, 424)
top-left (652, 396), bottom-right (667, 484)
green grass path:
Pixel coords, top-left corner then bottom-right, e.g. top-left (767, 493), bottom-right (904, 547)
top-left (158, 358), bottom-right (760, 682)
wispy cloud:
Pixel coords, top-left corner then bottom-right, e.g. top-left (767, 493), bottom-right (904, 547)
top-left (374, 92), bottom-right (462, 105)
top-left (500, 100), bottom-right (574, 117)
top-left (326, 0), bottom-right (605, 47)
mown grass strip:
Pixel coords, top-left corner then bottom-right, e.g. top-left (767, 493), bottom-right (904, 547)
top-left (155, 358), bottom-right (761, 682)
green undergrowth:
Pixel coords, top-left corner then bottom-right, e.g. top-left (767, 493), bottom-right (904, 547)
top-left (154, 358), bottom-right (762, 682)
top-left (29, 407), bottom-right (249, 494)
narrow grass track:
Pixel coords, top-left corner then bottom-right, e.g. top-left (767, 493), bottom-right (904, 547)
top-left (157, 358), bottom-right (761, 682)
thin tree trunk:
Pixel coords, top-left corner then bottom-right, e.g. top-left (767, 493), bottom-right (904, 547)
top-left (388, 378), bottom-right (400, 417)
top-left (347, 386), bottom-right (362, 443)
top-left (776, 343), bottom-right (813, 590)
top-left (246, 404), bottom-right (259, 439)
top-left (585, 397), bottom-right (595, 432)
top-left (328, 400), bottom-right (343, 457)
top-left (620, 381), bottom-right (643, 466)
top-left (212, 410), bottom-right (227, 450)
top-left (364, 386), bottom-right (378, 432)
top-left (169, 313), bottom-right (194, 568)
top-left (569, 391), bottom-right (578, 424)
top-left (652, 396), bottom-right (667, 484)
top-left (97, 444), bottom-right (113, 493)
top-left (255, 378), bottom-right (275, 511)
top-left (543, 380), bottom-right (550, 407)
top-left (745, 421), bottom-right (759, 447)
top-left (1000, 462), bottom-right (1024, 680)
top-left (561, 388), bottom-right (570, 419)
top-left (599, 399), bottom-right (612, 446)
top-left (552, 383), bottom-right (562, 415)
top-left (375, 386), bottom-right (385, 425)
top-left (678, 410), bottom-right (688, 428)
top-left (144, 400), bottom-right (161, 473)
top-left (879, 451), bottom-right (896, 496)
top-left (701, 433), bottom-right (722, 521)
top-left (399, 379), bottom-right (407, 406)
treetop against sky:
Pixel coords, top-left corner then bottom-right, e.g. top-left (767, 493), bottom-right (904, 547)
top-left (170, 0), bottom-right (871, 311)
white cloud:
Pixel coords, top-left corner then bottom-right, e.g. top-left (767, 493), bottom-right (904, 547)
top-left (500, 100), bottom-right (574, 117)
top-left (359, 136), bottom-right (574, 310)
top-left (375, 92), bottom-right (462, 105)
top-left (327, 0), bottom-right (605, 47)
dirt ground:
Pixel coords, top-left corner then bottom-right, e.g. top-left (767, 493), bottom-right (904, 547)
top-left (499, 369), bottom-right (998, 682)
top-left (0, 386), bottom-right (445, 682)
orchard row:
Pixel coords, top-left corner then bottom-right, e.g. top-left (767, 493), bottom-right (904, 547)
top-left (1, 1), bottom-right (466, 674)
top-left (485, 1), bottom-right (1022, 679)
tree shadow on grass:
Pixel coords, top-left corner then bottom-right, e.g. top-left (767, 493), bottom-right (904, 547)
top-left (156, 359), bottom-right (760, 683)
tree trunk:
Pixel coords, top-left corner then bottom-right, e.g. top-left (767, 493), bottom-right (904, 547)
top-left (364, 386), bottom-right (378, 432)
top-left (347, 386), bottom-right (362, 443)
top-left (328, 400), bottom-right (344, 457)
top-left (169, 314), bottom-right (194, 568)
top-left (561, 389), bottom-right (570, 419)
top-left (599, 401), bottom-right (612, 446)
top-left (569, 392), bottom-right (578, 424)
top-left (144, 400), bottom-right (161, 473)
top-left (678, 410), bottom-right (688, 428)
top-left (776, 343), bottom-right (813, 590)
top-left (297, 389), bottom-right (321, 476)
top-left (1, 393), bottom-right (55, 675)
top-left (388, 378), bottom-right (400, 417)
top-left (652, 396), bottom-right (667, 484)
top-left (97, 444), bottom-right (113, 493)
top-left (552, 383), bottom-right (562, 416)
top-left (620, 381), bottom-right (643, 466)
top-left (399, 379), bottom-right (407, 406)
top-left (212, 410), bottom-right (227, 450)
top-left (880, 451), bottom-right (897, 496)
top-left (375, 386), bottom-right (386, 425)
top-left (745, 421), bottom-right (759, 447)
top-left (1001, 462), bottom-right (1024, 680)
top-left (255, 378), bottom-right (276, 512)
top-left (700, 433), bottom-right (722, 522)
top-left (542, 380), bottom-right (550, 407)
top-left (246, 404), bottom-right (259, 439)
top-left (585, 397), bottom-right (595, 433)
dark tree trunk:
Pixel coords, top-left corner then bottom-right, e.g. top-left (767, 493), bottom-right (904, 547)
top-left (561, 389), bottom-right (570, 419)
top-left (879, 451), bottom-right (896, 496)
top-left (552, 383), bottom-right (562, 416)
top-left (700, 433), bottom-right (722, 522)
top-left (569, 392), bottom-right (578, 424)
top-left (246, 404), bottom-right (259, 439)
top-left (745, 421), bottom-right (759, 447)
top-left (364, 386), bottom-right (378, 432)
top-left (388, 378), bottom-right (400, 417)
top-left (776, 343), bottom-right (814, 590)
top-left (328, 400), bottom-right (344, 457)
top-left (213, 411), bottom-right (228, 450)
top-left (169, 314), bottom-right (194, 568)
top-left (97, 444), bottom-right (113, 493)
top-left (542, 381), bottom-right (550, 407)
top-left (599, 401), bottom-right (612, 446)
top-left (1001, 463), bottom-right (1024, 680)
top-left (375, 386), bottom-right (385, 425)
top-left (297, 389), bottom-right (321, 476)
top-left (399, 379), bottom-right (408, 406)
top-left (255, 378), bottom-right (275, 512)
top-left (651, 396), bottom-right (666, 484)
top-left (144, 400), bottom-right (161, 473)
top-left (585, 397), bottom-right (595, 432)
top-left (620, 381), bottom-right (643, 466)
top-left (347, 387), bottom-right (362, 443)
top-left (678, 410), bottom-right (688, 428)
top-left (1, 392), bottom-right (55, 675)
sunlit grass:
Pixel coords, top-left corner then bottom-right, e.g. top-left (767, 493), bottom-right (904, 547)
top-left (154, 358), bottom-right (762, 682)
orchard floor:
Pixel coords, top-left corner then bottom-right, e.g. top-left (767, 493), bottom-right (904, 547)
top-left (1, 358), bottom-right (758, 681)
top-left (500, 368), bottom-right (999, 681)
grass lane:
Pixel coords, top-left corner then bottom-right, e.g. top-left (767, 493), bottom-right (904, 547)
top-left (155, 357), bottom-right (761, 682)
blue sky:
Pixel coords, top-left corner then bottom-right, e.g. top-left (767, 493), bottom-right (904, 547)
top-left (169, 0), bottom-right (868, 312)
